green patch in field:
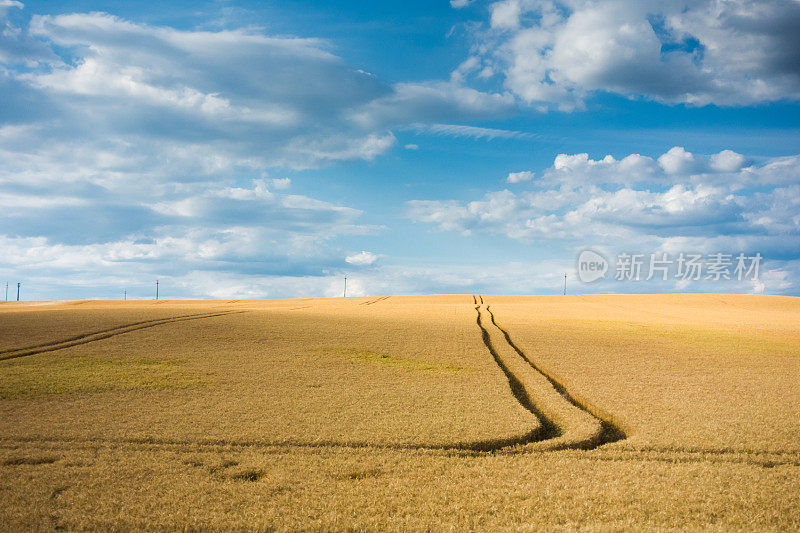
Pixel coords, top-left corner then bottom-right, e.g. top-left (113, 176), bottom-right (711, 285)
top-left (327, 348), bottom-right (472, 374)
top-left (0, 354), bottom-right (206, 399)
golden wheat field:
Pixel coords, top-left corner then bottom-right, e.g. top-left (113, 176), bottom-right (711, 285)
top-left (0, 294), bottom-right (799, 530)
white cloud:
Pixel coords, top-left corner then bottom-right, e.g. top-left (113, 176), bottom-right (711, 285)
top-left (268, 178), bottom-right (292, 190)
top-left (350, 81), bottom-right (515, 130)
top-left (0, 168), bottom-right (378, 300)
top-left (0, 8), bottom-right (529, 299)
top-left (490, 0), bottom-right (523, 29)
top-left (658, 146), bottom-right (696, 175)
top-left (710, 150), bottom-right (746, 172)
top-left (0, 10), bottom-right (517, 190)
top-left (345, 251), bottom-right (379, 266)
top-left (11, 12), bottom-right (400, 171)
top-left (412, 123), bottom-right (536, 141)
top-left (461, 0), bottom-right (800, 108)
top-left (407, 147), bottom-right (800, 294)
top-left (537, 147), bottom-right (762, 189)
top-left (546, 152), bottom-right (658, 186)
top-left (0, 0), bottom-right (22, 19)
top-left (0, 1), bottom-right (56, 65)
top-left (506, 170), bottom-right (534, 183)
top-left (408, 148), bottom-right (800, 256)
top-left (404, 144), bottom-right (419, 150)
top-left (450, 0), bottom-right (473, 8)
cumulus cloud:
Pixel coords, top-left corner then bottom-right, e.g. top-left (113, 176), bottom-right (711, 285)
top-left (658, 147), bottom-right (697, 175)
top-left (506, 170), bottom-right (534, 183)
top-left (535, 147), bottom-right (760, 188)
top-left (267, 178), bottom-right (292, 190)
top-left (408, 147), bottom-right (800, 262)
top-left (459, 0), bottom-right (800, 108)
top-left (345, 251), bottom-right (379, 266)
top-left (710, 150), bottom-right (746, 172)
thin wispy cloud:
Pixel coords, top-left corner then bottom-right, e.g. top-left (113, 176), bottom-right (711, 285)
top-left (411, 123), bottom-right (539, 141)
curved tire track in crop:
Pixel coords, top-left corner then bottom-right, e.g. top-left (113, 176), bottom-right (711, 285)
top-left (474, 305), bottom-right (556, 443)
top-left (474, 296), bottom-right (624, 451)
top-left (0, 311), bottom-right (245, 361)
top-left (486, 306), bottom-right (627, 445)
top-left (0, 312), bottom-right (223, 356)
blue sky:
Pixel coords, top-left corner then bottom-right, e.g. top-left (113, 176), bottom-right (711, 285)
top-left (1, 0), bottom-right (799, 299)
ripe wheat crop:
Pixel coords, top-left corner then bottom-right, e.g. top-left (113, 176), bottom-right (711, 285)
top-left (0, 294), bottom-right (798, 530)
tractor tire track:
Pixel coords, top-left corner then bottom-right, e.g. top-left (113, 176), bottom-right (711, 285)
top-left (0, 311), bottom-right (245, 362)
top-left (474, 305), bottom-right (552, 443)
top-left (0, 431), bottom-right (549, 456)
top-left (474, 296), bottom-right (617, 451)
top-left (4, 436), bottom-right (795, 467)
top-left (360, 296), bottom-right (390, 306)
top-left (486, 306), bottom-right (627, 445)
top-left (0, 312), bottom-right (227, 356)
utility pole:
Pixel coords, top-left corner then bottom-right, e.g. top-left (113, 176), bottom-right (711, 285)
top-left (16, 282), bottom-right (21, 301)
top-left (156, 280), bottom-right (159, 300)
top-left (563, 273), bottom-right (567, 296)
top-left (343, 276), bottom-right (347, 298)
top-left (124, 290), bottom-right (127, 301)
top-left (4, 282), bottom-right (7, 302)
